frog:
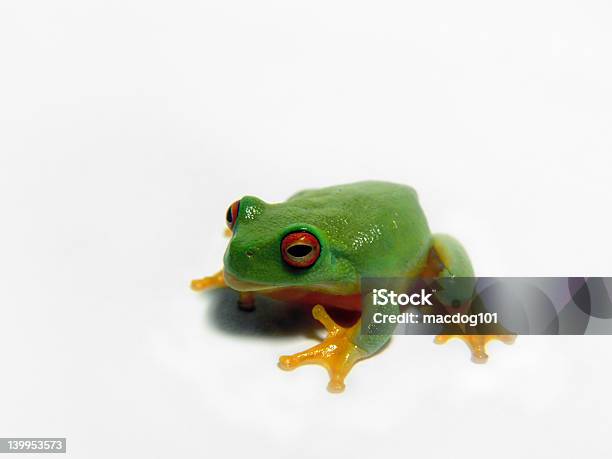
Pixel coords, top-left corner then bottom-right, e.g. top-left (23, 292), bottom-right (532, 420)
top-left (191, 181), bottom-right (515, 392)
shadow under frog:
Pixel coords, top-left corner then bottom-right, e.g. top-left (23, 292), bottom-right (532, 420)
top-left (202, 287), bottom-right (360, 342)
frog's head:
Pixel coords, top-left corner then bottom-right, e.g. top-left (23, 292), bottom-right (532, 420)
top-left (222, 196), bottom-right (357, 292)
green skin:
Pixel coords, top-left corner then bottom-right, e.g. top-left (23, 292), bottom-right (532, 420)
top-left (223, 181), bottom-right (474, 355)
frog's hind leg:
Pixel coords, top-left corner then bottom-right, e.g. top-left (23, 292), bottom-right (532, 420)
top-left (434, 334), bottom-right (516, 363)
top-left (428, 234), bottom-right (516, 363)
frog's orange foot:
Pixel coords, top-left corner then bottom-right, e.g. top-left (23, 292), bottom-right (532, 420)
top-left (190, 270), bottom-right (225, 291)
top-left (278, 305), bottom-right (368, 393)
top-left (434, 334), bottom-right (516, 363)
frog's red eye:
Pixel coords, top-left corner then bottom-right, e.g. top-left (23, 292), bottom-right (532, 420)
top-left (226, 200), bottom-right (240, 230)
top-left (281, 232), bottom-right (320, 268)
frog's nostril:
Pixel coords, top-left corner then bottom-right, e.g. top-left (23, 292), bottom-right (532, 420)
top-left (245, 249), bottom-right (255, 258)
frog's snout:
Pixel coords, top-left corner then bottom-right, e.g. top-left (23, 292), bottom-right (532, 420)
top-left (223, 240), bottom-right (273, 291)
top-left (224, 238), bottom-right (260, 278)
top-left (229, 242), bottom-right (258, 260)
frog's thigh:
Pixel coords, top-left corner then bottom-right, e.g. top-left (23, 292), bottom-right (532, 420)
top-left (430, 233), bottom-right (474, 278)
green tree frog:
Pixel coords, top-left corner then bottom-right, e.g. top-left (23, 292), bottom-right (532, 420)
top-left (192, 181), bottom-right (514, 392)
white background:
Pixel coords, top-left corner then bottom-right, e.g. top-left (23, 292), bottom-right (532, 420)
top-left (1, 1), bottom-right (611, 458)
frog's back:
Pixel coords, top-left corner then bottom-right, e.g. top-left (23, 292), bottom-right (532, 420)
top-left (286, 181), bottom-right (431, 277)
top-left (287, 181), bottom-right (415, 208)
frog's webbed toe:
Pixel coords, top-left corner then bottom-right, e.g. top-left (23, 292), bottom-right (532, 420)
top-left (191, 270), bottom-right (226, 291)
top-left (278, 305), bottom-right (368, 393)
top-left (435, 334), bottom-right (516, 363)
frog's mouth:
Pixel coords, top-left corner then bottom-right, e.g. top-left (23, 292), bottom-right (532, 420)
top-left (223, 271), bottom-right (278, 292)
top-left (223, 270), bottom-right (359, 296)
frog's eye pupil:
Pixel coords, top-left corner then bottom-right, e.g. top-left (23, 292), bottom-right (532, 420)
top-left (281, 231), bottom-right (320, 268)
top-left (287, 244), bottom-right (312, 258)
top-left (226, 200), bottom-right (240, 230)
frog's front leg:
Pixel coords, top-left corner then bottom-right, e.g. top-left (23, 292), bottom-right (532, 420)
top-left (279, 299), bottom-right (395, 393)
top-left (191, 269), bottom-right (255, 311)
top-left (429, 234), bottom-right (516, 363)
top-left (279, 305), bottom-right (368, 392)
top-left (191, 269), bottom-right (226, 291)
